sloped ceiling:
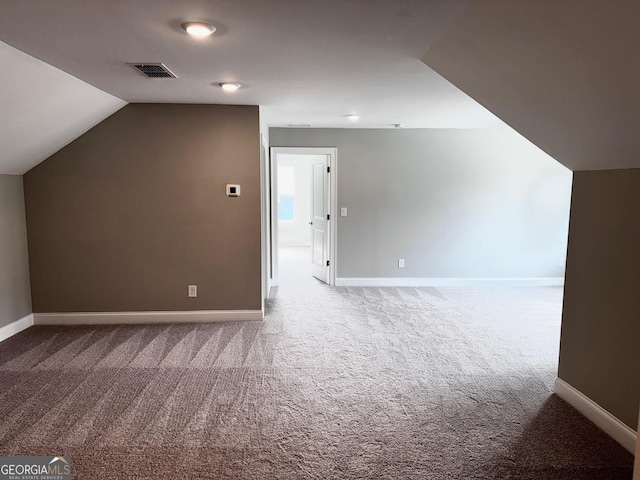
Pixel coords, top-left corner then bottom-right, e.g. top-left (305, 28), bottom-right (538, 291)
top-left (0, 0), bottom-right (502, 133)
top-left (422, 0), bottom-right (640, 171)
top-left (0, 40), bottom-right (126, 175)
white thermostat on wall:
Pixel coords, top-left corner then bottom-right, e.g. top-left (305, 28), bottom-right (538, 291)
top-left (226, 184), bottom-right (241, 197)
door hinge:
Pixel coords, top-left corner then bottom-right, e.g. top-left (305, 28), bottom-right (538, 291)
top-left (326, 260), bottom-right (330, 266)
top-left (327, 166), bottom-right (331, 173)
top-left (327, 214), bottom-right (330, 220)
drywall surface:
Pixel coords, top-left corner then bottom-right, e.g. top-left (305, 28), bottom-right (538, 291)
top-left (277, 154), bottom-right (319, 247)
top-left (24, 104), bottom-right (261, 312)
top-left (559, 168), bottom-right (640, 429)
top-left (270, 128), bottom-right (571, 278)
top-left (0, 39), bottom-right (126, 175)
top-left (635, 415), bottom-right (640, 478)
top-left (422, 0), bottom-right (640, 171)
top-left (0, 175), bottom-right (32, 327)
top-left (259, 108), bottom-right (270, 304)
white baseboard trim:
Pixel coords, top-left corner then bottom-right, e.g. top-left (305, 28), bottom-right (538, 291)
top-left (34, 310), bottom-right (264, 326)
top-left (0, 314), bottom-right (34, 343)
top-left (335, 277), bottom-right (564, 287)
top-left (554, 377), bottom-right (637, 454)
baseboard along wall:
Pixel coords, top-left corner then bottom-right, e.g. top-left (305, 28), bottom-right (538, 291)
top-left (34, 310), bottom-right (264, 325)
top-left (555, 377), bottom-right (637, 454)
top-left (335, 277), bottom-right (565, 287)
top-left (1, 310), bottom-right (263, 341)
top-left (0, 314), bottom-right (34, 343)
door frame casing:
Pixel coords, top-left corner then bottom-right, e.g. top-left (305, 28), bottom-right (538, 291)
top-left (270, 147), bottom-right (337, 288)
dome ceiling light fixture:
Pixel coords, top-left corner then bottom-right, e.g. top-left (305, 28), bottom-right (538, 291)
top-left (347, 114), bottom-right (360, 121)
top-left (181, 22), bottom-right (216, 38)
top-left (219, 82), bottom-right (241, 92)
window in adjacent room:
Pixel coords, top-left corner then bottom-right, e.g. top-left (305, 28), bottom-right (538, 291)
top-left (278, 165), bottom-right (295, 221)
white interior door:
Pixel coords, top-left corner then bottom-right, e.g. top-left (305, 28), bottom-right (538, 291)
top-left (310, 156), bottom-right (329, 283)
top-left (270, 147), bottom-right (336, 288)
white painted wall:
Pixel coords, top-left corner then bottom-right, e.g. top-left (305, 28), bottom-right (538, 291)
top-left (277, 154), bottom-right (323, 247)
top-left (0, 40), bottom-right (126, 174)
top-left (259, 106), bottom-right (270, 305)
top-left (421, 1), bottom-right (640, 171)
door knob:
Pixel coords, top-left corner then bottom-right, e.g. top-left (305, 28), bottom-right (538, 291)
top-left (309, 221), bottom-right (313, 225)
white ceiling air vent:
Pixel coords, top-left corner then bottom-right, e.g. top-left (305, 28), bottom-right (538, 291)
top-left (130, 63), bottom-right (177, 79)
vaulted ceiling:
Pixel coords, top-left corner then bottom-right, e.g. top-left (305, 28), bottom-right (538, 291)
top-left (0, 0), bottom-right (508, 174)
top-left (422, 0), bottom-right (640, 171)
top-left (0, 40), bottom-right (125, 174)
top-left (0, 0), bottom-right (636, 174)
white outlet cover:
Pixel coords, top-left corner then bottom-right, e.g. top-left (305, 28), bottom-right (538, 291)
top-left (188, 285), bottom-right (197, 297)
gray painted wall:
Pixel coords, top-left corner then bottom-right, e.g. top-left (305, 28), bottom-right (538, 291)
top-left (559, 168), bottom-right (640, 429)
top-left (0, 175), bottom-right (32, 327)
top-left (633, 414), bottom-right (640, 474)
top-left (24, 104), bottom-right (262, 313)
top-left (271, 128), bottom-right (572, 279)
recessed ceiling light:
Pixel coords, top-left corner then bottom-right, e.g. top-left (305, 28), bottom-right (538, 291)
top-left (181, 22), bottom-right (216, 37)
top-left (347, 114), bottom-right (360, 121)
top-left (219, 82), bottom-right (241, 92)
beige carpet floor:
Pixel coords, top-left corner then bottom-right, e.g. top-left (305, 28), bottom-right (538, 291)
top-left (0, 247), bottom-right (634, 479)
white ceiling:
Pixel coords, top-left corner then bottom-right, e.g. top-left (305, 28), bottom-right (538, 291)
top-left (0, 0), bottom-right (502, 134)
top-left (1, 1), bottom-right (635, 174)
top-left (0, 40), bottom-right (125, 175)
top-left (423, 0), bottom-right (640, 171)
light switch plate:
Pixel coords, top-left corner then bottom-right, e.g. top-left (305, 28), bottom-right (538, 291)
top-left (340, 207), bottom-right (348, 216)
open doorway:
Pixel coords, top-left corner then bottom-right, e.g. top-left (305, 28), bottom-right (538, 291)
top-left (270, 147), bottom-right (337, 288)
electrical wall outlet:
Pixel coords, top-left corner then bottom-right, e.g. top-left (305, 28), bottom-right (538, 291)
top-left (188, 285), bottom-right (197, 297)
top-left (398, 259), bottom-right (405, 268)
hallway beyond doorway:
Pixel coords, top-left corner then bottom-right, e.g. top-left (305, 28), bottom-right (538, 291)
top-left (277, 246), bottom-right (316, 286)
